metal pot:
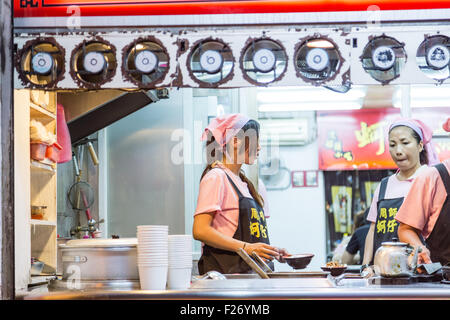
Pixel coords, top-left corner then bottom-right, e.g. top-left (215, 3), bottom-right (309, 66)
top-left (373, 238), bottom-right (419, 277)
top-left (59, 238), bottom-right (138, 281)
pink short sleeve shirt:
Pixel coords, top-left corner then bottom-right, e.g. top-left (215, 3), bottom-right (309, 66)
top-left (367, 165), bottom-right (428, 223)
top-left (194, 163), bottom-right (253, 238)
top-left (395, 159), bottom-right (449, 239)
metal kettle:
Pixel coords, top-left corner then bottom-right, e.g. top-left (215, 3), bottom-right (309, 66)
top-left (373, 238), bottom-right (419, 277)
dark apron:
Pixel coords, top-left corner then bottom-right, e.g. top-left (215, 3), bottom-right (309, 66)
top-left (372, 176), bottom-right (404, 264)
top-left (426, 163), bottom-right (450, 265)
top-left (198, 172), bottom-right (273, 275)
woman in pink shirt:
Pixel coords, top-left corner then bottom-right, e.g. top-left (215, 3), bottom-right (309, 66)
top-left (361, 118), bottom-right (439, 276)
top-left (396, 118), bottom-right (450, 265)
top-left (193, 113), bottom-right (288, 274)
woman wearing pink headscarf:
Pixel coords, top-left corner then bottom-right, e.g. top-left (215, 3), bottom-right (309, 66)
top-left (193, 113), bottom-right (289, 275)
top-left (396, 117), bottom-right (450, 266)
top-left (360, 118), bottom-right (439, 277)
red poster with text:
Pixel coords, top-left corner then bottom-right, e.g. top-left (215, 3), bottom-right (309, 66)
top-left (318, 107), bottom-right (450, 171)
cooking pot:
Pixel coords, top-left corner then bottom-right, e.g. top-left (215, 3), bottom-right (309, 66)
top-left (59, 238), bottom-right (138, 281)
top-left (373, 238), bottom-right (419, 277)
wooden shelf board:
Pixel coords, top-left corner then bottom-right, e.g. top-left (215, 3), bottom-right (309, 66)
top-left (30, 219), bottom-right (56, 227)
top-left (30, 160), bottom-right (56, 173)
top-left (30, 101), bottom-right (56, 120)
top-left (29, 274), bottom-right (57, 285)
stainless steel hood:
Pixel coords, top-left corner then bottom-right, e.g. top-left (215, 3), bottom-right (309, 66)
top-left (59, 90), bottom-right (160, 143)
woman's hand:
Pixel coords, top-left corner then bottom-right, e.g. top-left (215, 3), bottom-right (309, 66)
top-left (276, 248), bottom-right (291, 263)
top-left (417, 245), bottom-right (432, 265)
top-left (243, 242), bottom-right (281, 261)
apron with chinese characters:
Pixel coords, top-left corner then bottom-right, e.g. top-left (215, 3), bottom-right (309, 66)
top-left (425, 163), bottom-right (450, 265)
top-left (198, 172), bottom-right (273, 275)
top-left (372, 176), bottom-right (404, 264)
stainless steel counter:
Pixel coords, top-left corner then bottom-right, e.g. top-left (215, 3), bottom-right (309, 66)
top-left (24, 276), bottom-right (450, 300)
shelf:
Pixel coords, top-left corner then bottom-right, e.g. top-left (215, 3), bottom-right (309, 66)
top-left (31, 160), bottom-right (56, 173)
top-left (31, 219), bottom-right (56, 227)
top-left (30, 101), bottom-right (56, 121)
top-left (29, 274), bottom-right (57, 285)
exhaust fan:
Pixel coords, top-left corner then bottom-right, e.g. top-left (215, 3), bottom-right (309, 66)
top-left (187, 39), bottom-right (234, 86)
top-left (123, 38), bottom-right (170, 87)
top-left (360, 35), bottom-right (406, 85)
top-left (17, 39), bottom-right (65, 88)
top-left (294, 38), bottom-right (342, 84)
top-left (240, 38), bottom-right (287, 85)
top-left (416, 35), bottom-right (450, 83)
top-left (70, 40), bottom-right (117, 88)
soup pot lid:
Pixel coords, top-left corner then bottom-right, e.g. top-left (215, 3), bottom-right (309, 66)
top-left (61, 238), bottom-right (137, 248)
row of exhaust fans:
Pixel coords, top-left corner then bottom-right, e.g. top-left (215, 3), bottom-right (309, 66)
top-left (14, 30), bottom-right (450, 89)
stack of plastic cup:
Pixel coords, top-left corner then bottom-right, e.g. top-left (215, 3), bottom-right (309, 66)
top-left (136, 225), bottom-right (169, 290)
top-left (167, 235), bottom-right (193, 289)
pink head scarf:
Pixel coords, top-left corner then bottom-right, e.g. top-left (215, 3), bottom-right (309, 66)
top-left (201, 113), bottom-right (250, 147)
top-left (443, 117), bottom-right (450, 132)
top-left (389, 118), bottom-right (439, 165)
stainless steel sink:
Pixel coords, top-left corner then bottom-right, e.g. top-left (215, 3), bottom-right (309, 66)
top-left (333, 278), bottom-right (369, 287)
top-left (190, 271), bottom-right (369, 289)
top-left (223, 271), bottom-right (328, 279)
top-left (191, 277), bottom-right (334, 289)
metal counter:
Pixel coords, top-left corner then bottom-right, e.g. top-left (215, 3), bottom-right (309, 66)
top-left (24, 277), bottom-right (450, 300)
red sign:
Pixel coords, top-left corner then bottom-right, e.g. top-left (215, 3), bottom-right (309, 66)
top-left (318, 108), bottom-right (450, 171)
top-left (14, 0), bottom-right (450, 17)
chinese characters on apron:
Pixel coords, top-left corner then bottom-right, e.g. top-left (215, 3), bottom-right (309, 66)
top-left (372, 176), bottom-right (403, 264)
top-left (198, 172), bottom-right (273, 274)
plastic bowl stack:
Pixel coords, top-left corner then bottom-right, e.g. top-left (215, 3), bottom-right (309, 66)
top-left (167, 235), bottom-right (193, 289)
top-left (136, 225), bottom-right (169, 290)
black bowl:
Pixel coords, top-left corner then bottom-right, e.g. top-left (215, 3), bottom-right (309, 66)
top-left (283, 254), bottom-right (314, 270)
top-left (320, 265), bottom-right (347, 277)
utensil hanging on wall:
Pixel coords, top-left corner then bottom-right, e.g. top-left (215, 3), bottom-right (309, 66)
top-left (68, 142), bottom-right (96, 233)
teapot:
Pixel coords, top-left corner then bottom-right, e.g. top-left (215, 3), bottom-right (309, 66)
top-left (373, 238), bottom-right (420, 277)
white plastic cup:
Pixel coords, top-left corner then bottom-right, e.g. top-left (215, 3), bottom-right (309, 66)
top-left (167, 267), bottom-right (192, 290)
top-left (138, 254), bottom-right (168, 260)
top-left (138, 265), bottom-right (168, 290)
top-left (137, 233), bottom-right (168, 239)
top-left (137, 224), bottom-right (168, 228)
top-left (168, 255), bottom-right (192, 260)
top-left (138, 244), bottom-right (168, 248)
top-left (137, 226), bottom-right (168, 231)
top-left (168, 235), bottom-right (192, 240)
top-left (137, 245), bottom-right (169, 254)
top-left (138, 238), bottom-right (168, 242)
top-left (138, 242), bottom-right (168, 246)
top-left (138, 255), bottom-right (168, 261)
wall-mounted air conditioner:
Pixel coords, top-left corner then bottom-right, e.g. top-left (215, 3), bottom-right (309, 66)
top-left (259, 118), bottom-right (311, 146)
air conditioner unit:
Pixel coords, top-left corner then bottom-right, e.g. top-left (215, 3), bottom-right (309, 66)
top-left (259, 118), bottom-right (310, 146)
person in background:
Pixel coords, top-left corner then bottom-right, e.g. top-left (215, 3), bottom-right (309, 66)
top-left (396, 117), bottom-right (450, 266)
top-left (360, 118), bottom-right (439, 276)
top-left (342, 209), bottom-right (370, 265)
top-left (193, 113), bottom-right (288, 275)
